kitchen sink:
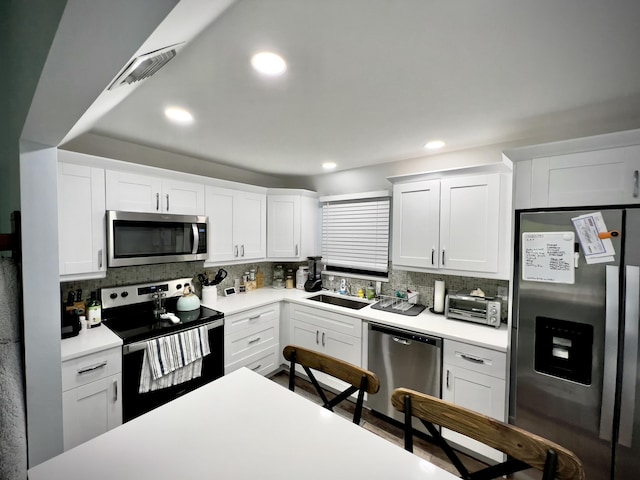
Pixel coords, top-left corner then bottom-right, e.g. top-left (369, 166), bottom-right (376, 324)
top-left (306, 294), bottom-right (369, 310)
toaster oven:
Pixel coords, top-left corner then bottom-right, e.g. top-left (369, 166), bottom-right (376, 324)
top-left (444, 293), bottom-right (502, 328)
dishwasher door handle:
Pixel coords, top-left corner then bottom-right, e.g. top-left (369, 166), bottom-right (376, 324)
top-left (393, 336), bottom-right (411, 346)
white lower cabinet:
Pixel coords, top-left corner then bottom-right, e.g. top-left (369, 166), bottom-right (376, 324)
top-left (61, 347), bottom-right (122, 451)
top-left (289, 304), bottom-right (362, 393)
top-left (224, 303), bottom-right (280, 375)
top-left (442, 340), bottom-right (506, 463)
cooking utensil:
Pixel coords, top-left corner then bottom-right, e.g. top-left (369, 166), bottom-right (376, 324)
top-left (212, 268), bottom-right (227, 286)
top-left (198, 273), bottom-right (207, 286)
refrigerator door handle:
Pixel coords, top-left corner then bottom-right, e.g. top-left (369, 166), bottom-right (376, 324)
top-left (599, 265), bottom-right (620, 441)
top-left (619, 265), bottom-right (640, 447)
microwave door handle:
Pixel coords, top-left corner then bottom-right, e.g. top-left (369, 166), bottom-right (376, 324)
top-left (619, 265), bottom-right (640, 447)
top-left (191, 224), bottom-right (199, 254)
top-left (600, 265), bottom-right (620, 441)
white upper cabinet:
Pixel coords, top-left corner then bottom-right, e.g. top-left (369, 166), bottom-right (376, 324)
top-left (392, 180), bottom-right (440, 268)
top-left (205, 186), bottom-right (266, 263)
top-left (392, 172), bottom-right (507, 277)
top-left (267, 193), bottom-right (318, 260)
top-left (529, 145), bottom-right (640, 208)
top-left (105, 170), bottom-right (204, 215)
top-left (440, 174), bottom-right (500, 273)
top-left (58, 156), bottom-right (106, 280)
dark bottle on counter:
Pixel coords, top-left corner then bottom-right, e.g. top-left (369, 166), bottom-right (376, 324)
top-left (86, 291), bottom-right (102, 328)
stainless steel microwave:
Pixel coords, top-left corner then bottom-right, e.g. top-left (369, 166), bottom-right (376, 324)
top-left (107, 210), bottom-right (208, 267)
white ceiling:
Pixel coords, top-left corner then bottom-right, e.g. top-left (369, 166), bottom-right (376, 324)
top-left (79, 0), bottom-right (640, 176)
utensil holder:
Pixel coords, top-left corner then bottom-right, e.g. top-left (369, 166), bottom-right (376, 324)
top-left (201, 286), bottom-right (217, 306)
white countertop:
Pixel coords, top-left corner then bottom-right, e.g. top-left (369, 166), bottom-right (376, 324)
top-left (205, 287), bottom-right (508, 352)
top-left (61, 324), bottom-right (123, 362)
top-left (62, 287), bottom-right (507, 361)
top-left (28, 367), bottom-right (458, 480)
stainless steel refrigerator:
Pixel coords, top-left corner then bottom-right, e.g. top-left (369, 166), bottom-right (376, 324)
top-left (511, 207), bottom-right (640, 480)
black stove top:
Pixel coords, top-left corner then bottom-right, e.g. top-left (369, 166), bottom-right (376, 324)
top-left (103, 297), bottom-right (224, 345)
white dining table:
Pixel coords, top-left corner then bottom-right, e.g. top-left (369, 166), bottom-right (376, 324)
top-left (28, 367), bottom-right (458, 479)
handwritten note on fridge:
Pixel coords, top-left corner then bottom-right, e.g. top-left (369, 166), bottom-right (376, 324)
top-left (522, 232), bottom-right (575, 284)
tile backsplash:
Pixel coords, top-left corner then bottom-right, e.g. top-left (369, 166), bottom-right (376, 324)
top-left (63, 261), bottom-right (509, 313)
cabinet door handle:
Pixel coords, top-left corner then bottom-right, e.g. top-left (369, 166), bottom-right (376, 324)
top-left (234, 245), bottom-right (239, 257)
top-left (241, 245), bottom-right (245, 257)
top-left (431, 248), bottom-right (435, 266)
top-left (77, 361), bottom-right (107, 375)
top-left (322, 331), bottom-right (325, 347)
top-left (634, 170), bottom-right (639, 198)
top-left (446, 369), bottom-right (450, 389)
top-left (166, 193), bottom-right (170, 211)
top-left (442, 249), bottom-right (445, 266)
top-left (295, 244), bottom-right (299, 256)
top-left (156, 193), bottom-right (160, 211)
top-left (248, 315), bottom-right (261, 321)
top-left (460, 353), bottom-right (485, 364)
top-left (251, 364), bottom-right (262, 371)
top-left (113, 379), bottom-right (118, 402)
top-left (249, 336), bottom-right (261, 344)
top-left (316, 330), bottom-right (319, 344)
top-left (98, 249), bottom-right (103, 269)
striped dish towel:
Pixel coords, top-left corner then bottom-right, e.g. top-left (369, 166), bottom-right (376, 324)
top-left (139, 326), bottom-right (211, 393)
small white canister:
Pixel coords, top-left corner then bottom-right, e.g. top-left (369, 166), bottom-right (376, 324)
top-left (201, 285), bottom-right (217, 306)
top-left (296, 266), bottom-right (309, 289)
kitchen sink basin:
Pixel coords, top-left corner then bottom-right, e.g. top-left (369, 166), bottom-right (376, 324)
top-left (307, 294), bottom-right (369, 310)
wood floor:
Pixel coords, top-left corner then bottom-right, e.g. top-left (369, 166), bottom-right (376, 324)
top-left (269, 370), bottom-right (487, 477)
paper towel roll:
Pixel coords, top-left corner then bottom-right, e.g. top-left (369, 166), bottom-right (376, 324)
top-left (433, 280), bottom-right (445, 313)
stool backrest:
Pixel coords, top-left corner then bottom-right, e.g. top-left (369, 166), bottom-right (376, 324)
top-left (283, 345), bottom-right (380, 424)
top-left (391, 388), bottom-right (585, 480)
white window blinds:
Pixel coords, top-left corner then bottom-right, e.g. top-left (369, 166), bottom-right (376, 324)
top-left (322, 197), bottom-right (390, 273)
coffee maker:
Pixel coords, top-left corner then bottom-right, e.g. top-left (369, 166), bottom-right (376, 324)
top-left (304, 256), bottom-right (323, 292)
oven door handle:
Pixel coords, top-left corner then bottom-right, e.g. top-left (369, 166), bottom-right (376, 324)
top-left (122, 319), bottom-right (224, 355)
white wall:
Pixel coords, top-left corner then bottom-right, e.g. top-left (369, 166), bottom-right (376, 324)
top-left (62, 132), bottom-right (292, 188)
top-left (20, 143), bottom-right (63, 465)
top-left (300, 142), bottom-right (511, 196)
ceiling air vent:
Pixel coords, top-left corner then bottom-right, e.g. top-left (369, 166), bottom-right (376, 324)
top-left (108, 43), bottom-right (184, 90)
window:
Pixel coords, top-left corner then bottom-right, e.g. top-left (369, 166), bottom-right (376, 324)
top-left (321, 194), bottom-right (390, 277)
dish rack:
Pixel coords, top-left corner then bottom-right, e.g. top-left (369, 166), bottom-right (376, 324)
top-left (376, 294), bottom-right (416, 312)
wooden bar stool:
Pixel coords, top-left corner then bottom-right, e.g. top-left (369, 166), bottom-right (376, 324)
top-left (391, 387), bottom-right (585, 480)
top-left (283, 345), bottom-right (380, 425)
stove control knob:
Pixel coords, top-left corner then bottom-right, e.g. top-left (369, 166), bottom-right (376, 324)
top-left (176, 284), bottom-right (182, 290)
top-left (121, 291), bottom-right (129, 298)
top-left (109, 293), bottom-right (118, 300)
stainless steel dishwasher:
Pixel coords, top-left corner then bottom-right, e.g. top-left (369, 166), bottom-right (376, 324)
top-left (367, 323), bottom-right (442, 431)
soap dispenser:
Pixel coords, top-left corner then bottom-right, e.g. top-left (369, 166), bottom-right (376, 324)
top-left (366, 282), bottom-right (375, 300)
top-left (339, 279), bottom-right (347, 295)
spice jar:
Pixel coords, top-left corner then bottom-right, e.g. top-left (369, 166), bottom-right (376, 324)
top-left (273, 265), bottom-right (285, 289)
top-left (285, 269), bottom-right (294, 289)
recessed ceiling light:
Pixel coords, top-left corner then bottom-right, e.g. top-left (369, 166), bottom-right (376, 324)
top-left (251, 52), bottom-right (287, 76)
top-left (322, 162), bottom-right (337, 170)
top-left (424, 140), bottom-right (445, 150)
top-left (164, 107), bottom-right (193, 124)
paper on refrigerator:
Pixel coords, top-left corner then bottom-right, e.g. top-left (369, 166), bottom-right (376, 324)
top-left (571, 212), bottom-right (616, 264)
top-left (522, 232), bottom-right (575, 284)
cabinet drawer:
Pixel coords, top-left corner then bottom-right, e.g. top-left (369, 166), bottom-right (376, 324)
top-left (290, 304), bottom-right (362, 338)
top-left (225, 345), bottom-right (279, 376)
top-left (225, 324), bottom-right (277, 366)
top-left (62, 347), bottom-right (122, 391)
top-left (443, 340), bottom-right (505, 379)
top-left (224, 303), bottom-right (280, 335)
